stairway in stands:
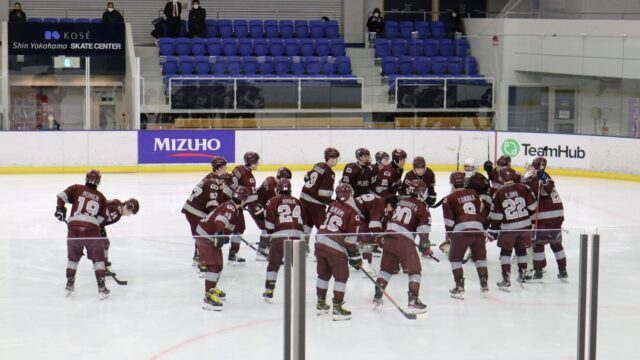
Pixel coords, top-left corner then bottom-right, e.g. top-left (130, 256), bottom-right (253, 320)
top-left (347, 48), bottom-right (395, 112)
top-left (136, 46), bottom-right (170, 113)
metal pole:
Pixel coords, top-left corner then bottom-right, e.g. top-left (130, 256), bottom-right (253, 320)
top-left (589, 234), bottom-right (600, 360)
top-left (577, 234), bottom-right (589, 360)
top-left (292, 239), bottom-right (306, 360)
top-left (283, 239), bottom-right (292, 360)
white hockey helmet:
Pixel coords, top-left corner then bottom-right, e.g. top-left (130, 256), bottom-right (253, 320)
top-left (463, 158), bottom-right (478, 179)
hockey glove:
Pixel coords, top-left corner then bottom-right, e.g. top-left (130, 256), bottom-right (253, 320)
top-left (55, 207), bottom-right (67, 222)
top-left (212, 234), bottom-right (225, 248)
top-left (483, 160), bottom-right (493, 174)
top-left (347, 248), bottom-right (363, 269)
top-left (537, 171), bottom-right (550, 184)
top-left (418, 239), bottom-right (431, 253)
top-left (99, 227), bottom-right (107, 238)
top-left (487, 229), bottom-right (499, 242)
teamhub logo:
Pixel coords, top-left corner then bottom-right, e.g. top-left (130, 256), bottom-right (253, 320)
top-left (44, 31), bottom-right (61, 41)
top-left (501, 139), bottom-right (585, 159)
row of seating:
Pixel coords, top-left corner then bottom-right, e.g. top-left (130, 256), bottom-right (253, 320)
top-left (26, 18), bottom-right (102, 23)
top-left (382, 20), bottom-right (446, 39)
top-left (202, 19), bottom-right (340, 39)
top-left (161, 55), bottom-right (354, 78)
top-left (159, 37), bottom-right (347, 57)
top-left (381, 56), bottom-right (479, 77)
top-left (389, 74), bottom-right (487, 94)
top-left (375, 38), bottom-right (469, 58)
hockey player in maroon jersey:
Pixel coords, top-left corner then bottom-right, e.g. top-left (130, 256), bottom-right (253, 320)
top-left (56, 170), bottom-right (109, 299)
top-left (488, 167), bottom-right (538, 291)
top-left (373, 179), bottom-right (430, 314)
top-left (372, 148), bottom-right (407, 197)
top-left (341, 148), bottom-right (374, 197)
top-left (229, 151), bottom-right (264, 263)
top-left (350, 193), bottom-right (397, 264)
top-left (300, 147), bottom-right (340, 251)
top-left (195, 185), bottom-right (250, 311)
top-left (183, 157), bottom-right (227, 266)
top-left (255, 167), bottom-right (293, 261)
top-left (442, 172), bottom-right (489, 299)
top-left (315, 183), bottom-right (362, 321)
top-left (372, 151), bottom-right (390, 173)
top-left (528, 157), bottom-right (568, 282)
top-left (401, 156), bottom-right (437, 206)
top-left (486, 155), bottom-right (511, 195)
top-left (101, 198), bottom-right (139, 274)
top-left (262, 179), bottom-right (306, 303)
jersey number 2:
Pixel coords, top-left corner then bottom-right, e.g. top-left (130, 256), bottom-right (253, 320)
top-left (503, 197), bottom-right (528, 220)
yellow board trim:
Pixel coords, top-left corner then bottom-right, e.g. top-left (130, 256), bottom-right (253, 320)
top-left (2, 164), bottom-right (640, 182)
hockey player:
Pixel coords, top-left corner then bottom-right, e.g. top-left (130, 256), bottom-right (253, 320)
top-left (101, 198), bottom-right (140, 275)
top-left (371, 148), bottom-right (407, 197)
top-left (443, 172), bottom-right (489, 299)
top-left (488, 167), bottom-right (538, 291)
top-left (300, 147), bottom-right (340, 251)
top-left (182, 157), bottom-right (227, 266)
top-left (486, 155), bottom-right (511, 195)
top-left (315, 183), bottom-right (362, 321)
top-left (373, 179), bottom-right (430, 314)
top-left (529, 157), bottom-right (567, 282)
top-left (372, 151), bottom-right (390, 172)
top-left (229, 151), bottom-right (264, 263)
top-left (401, 156), bottom-right (437, 206)
top-left (341, 148), bottom-right (374, 197)
top-left (195, 185), bottom-right (250, 311)
top-left (56, 170), bottom-right (109, 299)
top-left (254, 167), bottom-right (292, 261)
top-left (350, 193), bottom-right (396, 264)
top-left (262, 179), bottom-right (305, 303)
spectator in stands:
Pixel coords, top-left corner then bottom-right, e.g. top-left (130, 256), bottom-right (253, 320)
top-left (9, 2), bottom-right (26, 23)
top-left (366, 8), bottom-right (384, 36)
top-left (187, 0), bottom-right (206, 38)
top-left (321, 16), bottom-right (330, 22)
top-left (102, 2), bottom-right (124, 24)
top-left (446, 9), bottom-right (465, 38)
top-left (164, 0), bottom-right (183, 38)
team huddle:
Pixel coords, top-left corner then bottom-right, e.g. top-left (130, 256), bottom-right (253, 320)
top-left (53, 147), bottom-right (566, 320)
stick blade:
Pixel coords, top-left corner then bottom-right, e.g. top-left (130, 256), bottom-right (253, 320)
top-left (404, 312), bottom-right (418, 320)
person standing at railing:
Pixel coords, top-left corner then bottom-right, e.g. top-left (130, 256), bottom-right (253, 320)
top-left (366, 8), bottom-right (385, 36)
top-left (102, 2), bottom-right (124, 24)
top-left (164, 0), bottom-right (183, 38)
top-left (9, 2), bottom-right (26, 23)
top-left (187, 0), bottom-right (206, 38)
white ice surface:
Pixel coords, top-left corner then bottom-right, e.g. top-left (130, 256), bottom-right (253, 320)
top-left (0, 172), bottom-right (639, 359)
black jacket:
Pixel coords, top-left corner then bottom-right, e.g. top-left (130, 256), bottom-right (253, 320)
top-left (164, 1), bottom-right (182, 20)
top-left (9, 9), bottom-right (26, 23)
top-left (188, 7), bottom-right (206, 34)
top-left (102, 10), bottom-right (124, 24)
top-left (366, 16), bottom-right (384, 34)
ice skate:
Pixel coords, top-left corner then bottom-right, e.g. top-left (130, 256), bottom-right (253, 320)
top-left (449, 278), bottom-right (465, 300)
top-left (408, 293), bottom-right (427, 314)
top-left (372, 287), bottom-right (384, 308)
top-left (480, 278), bottom-right (489, 297)
top-left (97, 278), bottom-right (110, 300)
top-left (517, 269), bottom-right (531, 284)
top-left (263, 289), bottom-right (274, 303)
top-left (192, 254), bottom-right (199, 267)
top-left (372, 247), bottom-right (382, 258)
top-left (316, 298), bottom-right (330, 315)
top-left (332, 302), bottom-right (352, 321)
top-left (497, 272), bottom-right (511, 292)
top-left (203, 291), bottom-right (223, 311)
top-left (65, 277), bottom-right (75, 297)
top-left (557, 268), bottom-right (569, 282)
top-left (211, 287), bottom-right (226, 301)
top-left (532, 269), bottom-right (544, 283)
top-left (361, 262), bottom-right (377, 278)
top-left (255, 249), bottom-right (268, 262)
top-left (228, 252), bottom-right (246, 265)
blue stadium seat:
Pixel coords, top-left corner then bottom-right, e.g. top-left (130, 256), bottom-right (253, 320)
top-left (191, 38), bottom-right (207, 56)
top-left (330, 39), bottom-right (345, 56)
top-left (249, 20), bottom-right (264, 38)
top-left (446, 56), bottom-right (462, 75)
top-left (399, 21), bottom-right (414, 39)
top-left (234, 20), bottom-right (249, 38)
top-left (175, 38), bottom-right (191, 56)
top-left (315, 39), bottom-right (330, 56)
top-left (194, 56), bottom-right (210, 74)
top-left (439, 39), bottom-right (453, 57)
top-left (431, 21), bottom-right (445, 39)
top-left (336, 56), bottom-right (352, 76)
top-left (27, 18), bottom-right (42, 22)
top-left (222, 38), bottom-right (238, 56)
top-left (407, 39), bottom-right (423, 57)
top-left (415, 21), bottom-right (430, 39)
top-left (243, 56), bottom-right (259, 75)
top-left (305, 56), bottom-right (322, 76)
top-left (60, 18), bottom-right (74, 23)
top-left (375, 39), bottom-right (391, 58)
top-left (264, 20), bottom-right (279, 38)
top-left (269, 39), bottom-right (284, 56)
top-left (218, 20), bottom-right (233, 38)
top-left (238, 38), bottom-right (253, 56)
top-left (76, 18), bottom-right (91, 23)
top-left (424, 39), bottom-right (438, 57)
top-left (91, 18), bottom-right (102, 23)
top-left (159, 38), bottom-right (176, 56)
top-left (211, 56), bottom-right (227, 75)
top-left (284, 39), bottom-right (300, 56)
top-left (258, 56), bottom-right (274, 75)
top-left (205, 38), bottom-right (222, 56)
top-left (464, 56), bottom-right (478, 75)
top-left (205, 20), bottom-right (218, 38)
top-left (180, 20), bottom-right (188, 37)
top-left (274, 56), bottom-right (290, 75)
top-left (178, 56), bottom-right (195, 74)
top-left (415, 57), bottom-right (430, 75)
top-left (300, 39), bottom-right (315, 56)
top-left (253, 38), bottom-right (269, 56)
top-left (321, 56), bottom-right (337, 75)
top-left (294, 20), bottom-right (309, 38)
top-left (398, 56), bottom-right (414, 75)
top-left (384, 21), bottom-right (399, 39)
top-left (454, 38), bottom-right (470, 57)
top-left (391, 39), bottom-right (407, 57)
top-left (43, 18), bottom-right (58, 23)
top-left (227, 56), bottom-right (242, 76)
top-left (161, 56), bottom-right (179, 75)
top-left (430, 56), bottom-right (446, 75)
top-left (290, 56), bottom-right (305, 75)
top-left (381, 56), bottom-right (398, 76)
top-left (279, 20), bottom-right (294, 38)
top-left (309, 20), bottom-right (324, 39)
top-left (325, 20), bottom-right (339, 39)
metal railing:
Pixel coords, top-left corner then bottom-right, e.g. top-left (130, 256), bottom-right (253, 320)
top-left (393, 76), bottom-right (495, 111)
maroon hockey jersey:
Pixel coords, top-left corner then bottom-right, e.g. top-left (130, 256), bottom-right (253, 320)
top-left (264, 194), bottom-right (305, 238)
top-left (385, 196), bottom-right (431, 240)
top-left (57, 184), bottom-right (107, 229)
top-left (371, 164), bottom-right (404, 197)
top-left (401, 168), bottom-right (436, 202)
top-left (196, 200), bottom-right (244, 238)
top-left (300, 162), bottom-right (336, 206)
top-left (182, 175), bottom-right (223, 219)
top-left (489, 183), bottom-right (538, 230)
top-left (341, 163), bottom-right (374, 197)
top-left (257, 176), bottom-right (278, 205)
top-left (442, 189), bottom-right (488, 233)
top-left (316, 201), bottom-right (361, 253)
top-left (352, 194), bottom-right (387, 233)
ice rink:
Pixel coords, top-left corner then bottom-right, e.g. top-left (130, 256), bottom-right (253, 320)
top-left (1, 171), bottom-right (639, 359)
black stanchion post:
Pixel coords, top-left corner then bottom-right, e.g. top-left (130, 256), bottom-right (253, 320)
top-left (577, 234), bottom-right (589, 360)
top-left (589, 234), bottom-right (600, 360)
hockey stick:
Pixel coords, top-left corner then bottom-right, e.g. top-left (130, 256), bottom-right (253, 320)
top-left (357, 266), bottom-right (417, 320)
top-left (456, 135), bottom-right (462, 171)
top-left (108, 272), bottom-right (128, 286)
top-left (239, 236), bottom-right (269, 257)
top-left (428, 197), bottom-right (444, 208)
top-left (414, 243), bottom-right (440, 262)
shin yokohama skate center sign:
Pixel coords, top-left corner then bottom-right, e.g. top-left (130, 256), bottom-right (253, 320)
top-left (138, 130), bottom-right (235, 164)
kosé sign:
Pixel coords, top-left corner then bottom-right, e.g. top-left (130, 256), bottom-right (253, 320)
top-left (138, 130), bottom-right (235, 164)
top-left (497, 133), bottom-right (590, 169)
